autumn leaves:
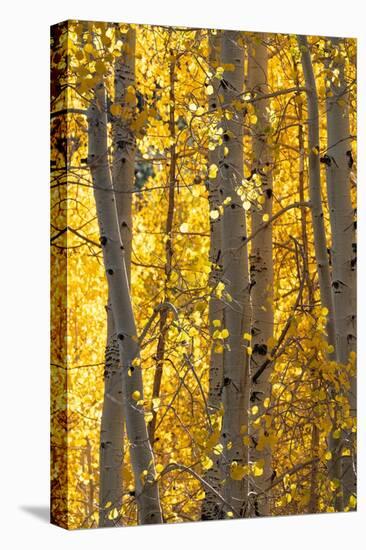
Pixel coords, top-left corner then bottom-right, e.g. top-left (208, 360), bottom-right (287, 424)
top-left (50, 22), bottom-right (357, 528)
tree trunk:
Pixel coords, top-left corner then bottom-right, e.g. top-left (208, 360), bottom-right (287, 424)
top-left (298, 35), bottom-right (342, 511)
top-left (202, 31), bottom-right (225, 521)
top-left (220, 30), bottom-right (250, 517)
top-left (88, 81), bottom-right (163, 525)
top-left (99, 28), bottom-right (136, 527)
top-left (148, 54), bottom-right (177, 447)
top-left (247, 34), bottom-right (274, 517)
top-left (324, 36), bottom-right (356, 506)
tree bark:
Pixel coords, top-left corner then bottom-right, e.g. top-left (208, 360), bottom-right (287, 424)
top-left (88, 80), bottom-right (163, 525)
top-left (247, 34), bottom-right (274, 517)
top-left (324, 36), bottom-right (356, 506)
top-left (99, 28), bottom-right (136, 527)
top-left (220, 30), bottom-right (250, 517)
top-left (201, 30), bottom-right (225, 521)
top-left (148, 53), bottom-right (177, 447)
top-left (298, 35), bottom-right (342, 511)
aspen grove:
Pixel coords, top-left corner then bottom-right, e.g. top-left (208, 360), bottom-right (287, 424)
top-left (51, 21), bottom-right (357, 528)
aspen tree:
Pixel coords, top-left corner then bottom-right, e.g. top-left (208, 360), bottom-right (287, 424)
top-left (202, 30), bottom-right (225, 521)
top-left (298, 35), bottom-right (342, 511)
top-left (324, 36), bottom-right (356, 505)
top-left (88, 81), bottom-right (163, 525)
top-left (247, 34), bottom-right (274, 517)
top-left (219, 30), bottom-right (250, 517)
top-left (99, 28), bottom-right (136, 527)
top-left (148, 50), bottom-right (177, 446)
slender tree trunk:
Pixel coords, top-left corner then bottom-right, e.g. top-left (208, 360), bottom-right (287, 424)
top-left (202, 31), bottom-right (225, 521)
top-left (99, 28), bottom-right (136, 527)
top-left (148, 54), bottom-right (177, 446)
top-left (99, 310), bottom-right (124, 526)
top-left (88, 81), bottom-right (163, 525)
top-left (247, 35), bottom-right (274, 517)
top-left (324, 36), bottom-right (356, 506)
top-left (298, 35), bottom-right (342, 511)
top-left (293, 52), bottom-right (319, 514)
top-left (220, 30), bottom-right (250, 517)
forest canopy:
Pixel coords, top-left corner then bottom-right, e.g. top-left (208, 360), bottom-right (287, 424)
top-left (50, 21), bottom-right (357, 528)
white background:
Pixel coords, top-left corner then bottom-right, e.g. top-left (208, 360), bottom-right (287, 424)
top-left (1, 0), bottom-right (364, 548)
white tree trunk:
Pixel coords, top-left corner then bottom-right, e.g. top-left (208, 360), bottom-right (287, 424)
top-left (99, 29), bottom-right (136, 527)
top-left (99, 312), bottom-right (124, 526)
top-left (324, 36), bottom-right (356, 505)
top-left (220, 30), bottom-right (250, 517)
top-left (88, 81), bottom-right (163, 525)
top-left (247, 35), bottom-right (274, 517)
top-left (298, 35), bottom-right (342, 511)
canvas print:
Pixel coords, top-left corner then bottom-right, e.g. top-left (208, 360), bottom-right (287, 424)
top-left (50, 21), bottom-right (357, 529)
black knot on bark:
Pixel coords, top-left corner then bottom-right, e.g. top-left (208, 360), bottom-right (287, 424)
top-left (117, 333), bottom-right (124, 340)
top-left (253, 343), bottom-right (268, 356)
top-left (100, 236), bottom-right (107, 246)
top-left (107, 268), bottom-right (114, 275)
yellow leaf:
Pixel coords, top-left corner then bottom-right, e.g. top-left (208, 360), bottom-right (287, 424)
top-left (108, 508), bottom-right (119, 520)
top-left (145, 412), bottom-right (153, 423)
top-left (95, 60), bottom-right (107, 74)
top-left (205, 84), bottom-right (214, 95)
top-left (230, 461), bottom-right (247, 480)
top-left (132, 390), bottom-right (141, 401)
top-left (221, 328), bottom-right (229, 339)
top-left (201, 456), bottom-right (213, 470)
top-left (253, 463), bottom-right (264, 477)
top-left (213, 443), bottom-right (224, 455)
top-left (210, 210), bottom-right (219, 220)
top-left (180, 222), bottom-right (189, 233)
top-left (213, 319), bottom-right (221, 328)
top-left (349, 495), bottom-right (357, 508)
top-left (251, 405), bottom-right (259, 415)
top-left (208, 164), bottom-right (219, 179)
top-left (243, 332), bottom-right (252, 341)
top-left (152, 397), bottom-right (160, 411)
top-left (263, 397), bottom-right (270, 409)
top-left (262, 213), bottom-right (270, 222)
top-left (84, 43), bottom-right (94, 54)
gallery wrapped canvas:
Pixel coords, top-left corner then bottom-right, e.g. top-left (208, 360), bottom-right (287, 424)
top-left (50, 20), bottom-right (357, 529)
